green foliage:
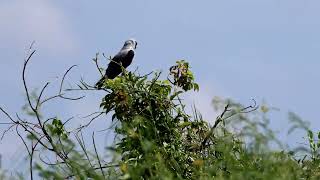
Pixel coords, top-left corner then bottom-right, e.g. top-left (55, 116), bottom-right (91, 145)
top-left (3, 59), bottom-right (320, 179)
top-left (307, 130), bottom-right (320, 161)
top-left (94, 61), bottom-right (320, 179)
top-left (47, 118), bottom-right (68, 139)
top-left (169, 60), bottom-right (199, 91)
top-left (99, 64), bottom-right (201, 179)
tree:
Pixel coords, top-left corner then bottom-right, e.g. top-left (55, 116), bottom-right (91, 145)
top-left (1, 46), bottom-right (320, 179)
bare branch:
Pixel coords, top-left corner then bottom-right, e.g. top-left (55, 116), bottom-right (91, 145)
top-left (36, 82), bottom-right (50, 109)
top-left (1, 124), bottom-right (15, 140)
top-left (60, 65), bottom-right (77, 94)
top-left (74, 112), bottom-right (104, 132)
top-left (0, 107), bottom-right (17, 123)
top-left (201, 99), bottom-right (258, 150)
top-left (201, 104), bottom-right (229, 149)
top-left (22, 49), bottom-right (36, 111)
top-left (92, 132), bottom-right (105, 179)
top-left (93, 53), bottom-right (103, 76)
top-left (75, 130), bottom-right (94, 169)
top-left (40, 65), bottom-right (85, 105)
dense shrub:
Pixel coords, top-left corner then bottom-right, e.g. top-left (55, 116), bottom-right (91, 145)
top-left (1, 55), bottom-right (319, 179)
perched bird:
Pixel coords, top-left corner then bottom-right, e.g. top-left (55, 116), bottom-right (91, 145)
top-left (95, 39), bottom-right (138, 89)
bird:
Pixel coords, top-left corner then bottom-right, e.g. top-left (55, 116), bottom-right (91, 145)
top-left (95, 39), bottom-right (138, 89)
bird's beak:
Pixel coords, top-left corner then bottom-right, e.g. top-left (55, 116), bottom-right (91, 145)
top-left (135, 42), bottom-right (138, 49)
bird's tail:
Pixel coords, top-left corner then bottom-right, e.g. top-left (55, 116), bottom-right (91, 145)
top-left (95, 76), bottom-right (108, 89)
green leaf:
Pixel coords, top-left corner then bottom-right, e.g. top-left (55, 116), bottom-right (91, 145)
top-left (308, 130), bottom-right (314, 140)
top-left (193, 83), bottom-right (199, 91)
top-left (179, 122), bottom-right (192, 128)
top-left (170, 90), bottom-right (183, 100)
top-left (27, 133), bottom-right (37, 140)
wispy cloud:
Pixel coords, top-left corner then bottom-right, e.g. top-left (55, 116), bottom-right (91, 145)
top-left (0, 0), bottom-right (78, 54)
top-left (184, 83), bottom-right (227, 124)
top-left (0, 0), bottom-right (79, 171)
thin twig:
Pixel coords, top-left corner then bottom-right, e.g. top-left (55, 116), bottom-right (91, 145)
top-left (93, 53), bottom-right (103, 76)
top-left (1, 124), bottom-right (15, 140)
top-left (92, 132), bottom-right (106, 179)
top-left (36, 82), bottom-right (50, 109)
top-left (0, 107), bottom-right (17, 123)
top-left (60, 65), bottom-right (77, 94)
top-left (16, 126), bottom-right (33, 180)
top-left (74, 112), bottom-right (104, 132)
top-left (64, 164), bottom-right (119, 179)
top-left (22, 50), bottom-right (36, 111)
top-left (75, 130), bottom-right (94, 169)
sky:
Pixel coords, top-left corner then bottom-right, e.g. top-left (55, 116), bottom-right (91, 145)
top-left (0, 0), bottom-right (320, 173)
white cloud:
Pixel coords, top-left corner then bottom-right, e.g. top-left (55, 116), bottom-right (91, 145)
top-left (0, 0), bottom-right (77, 54)
top-left (184, 83), bottom-right (226, 124)
top-left (0, 0), bottom-right (79, 170)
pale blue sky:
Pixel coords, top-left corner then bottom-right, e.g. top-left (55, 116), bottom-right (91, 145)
top-left (0, 0), bottom-right (320, 172)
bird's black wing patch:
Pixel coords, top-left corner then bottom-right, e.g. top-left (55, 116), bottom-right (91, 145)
top-left (122, 50), bottom-right (134, 68)
top-left (105, 56), bottom-right (123, 79)
top-left (104, 50), bottom-right (134, 79)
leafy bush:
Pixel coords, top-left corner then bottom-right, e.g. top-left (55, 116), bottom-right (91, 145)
top-left (0, 51), bottom-right (320, 179)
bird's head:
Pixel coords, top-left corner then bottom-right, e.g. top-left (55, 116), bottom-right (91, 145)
top-left (123, 39), bottom-right (138, 50)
